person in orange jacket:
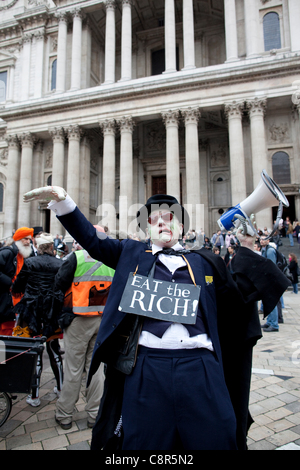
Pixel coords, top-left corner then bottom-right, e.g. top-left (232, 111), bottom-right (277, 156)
top-left (0, 227), bottom-right (33, 336)
top-left (52, 236), bottom-right (115, 430)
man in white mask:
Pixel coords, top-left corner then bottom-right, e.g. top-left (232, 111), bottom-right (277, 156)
top-left (23, 188), bottom-right (290, 451)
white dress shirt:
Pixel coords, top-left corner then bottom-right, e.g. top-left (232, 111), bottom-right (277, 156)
top-left (138, 243), bottom-right (214, 351)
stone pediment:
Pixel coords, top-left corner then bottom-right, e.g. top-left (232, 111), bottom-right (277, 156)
top-left (0, 50), bottom-right (16, 66)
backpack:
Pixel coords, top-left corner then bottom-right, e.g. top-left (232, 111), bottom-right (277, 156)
top-left (275, 250), bottom-right (288, 272)
top-left (266, 246), bottom-right (292, 281)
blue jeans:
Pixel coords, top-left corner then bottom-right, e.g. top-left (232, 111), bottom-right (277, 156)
top-left (293, 283), bottom-right (298, 294)
top-left (266, 305), bottom-right (279, 330)
top-left (289, 233), bottom-right (294, 246)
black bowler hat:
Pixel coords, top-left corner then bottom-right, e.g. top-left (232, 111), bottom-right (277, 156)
top-left (136, 194), bottom-right (190, 235)
top-left (33, 226), bottom-right (43, 237)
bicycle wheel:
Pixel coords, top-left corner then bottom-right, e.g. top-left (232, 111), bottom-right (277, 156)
top-left (0, 392), bottom-right (12, 427)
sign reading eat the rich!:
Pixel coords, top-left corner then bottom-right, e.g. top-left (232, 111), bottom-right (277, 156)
top-left (119, 273), bottom-right (201, 325)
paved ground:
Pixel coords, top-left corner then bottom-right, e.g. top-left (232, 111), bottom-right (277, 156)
top-left (0, 237), bottom-right (299, 450)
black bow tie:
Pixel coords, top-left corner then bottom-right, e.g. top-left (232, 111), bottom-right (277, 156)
top-left (158, 248), bottom-right (190, 256)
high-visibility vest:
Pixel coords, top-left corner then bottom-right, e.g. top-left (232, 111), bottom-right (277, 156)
top-left (64, 250), bottom-right (115, 316)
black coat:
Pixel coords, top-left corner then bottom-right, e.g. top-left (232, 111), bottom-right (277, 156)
top-left (12, 252), bottom-right (63, 337)
top-left (56, 207), bottom-right (290, 451)
top-left (289, 260), bottom-right (299, 284)
top-left (0, 244), bottom-right (19, 323)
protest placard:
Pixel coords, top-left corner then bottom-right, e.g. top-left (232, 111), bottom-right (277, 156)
top-left (119, 273), bottom-right (201, 325)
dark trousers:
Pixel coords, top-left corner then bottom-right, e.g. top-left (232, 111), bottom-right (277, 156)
top-left (121, 346), bottom-right (237, 450)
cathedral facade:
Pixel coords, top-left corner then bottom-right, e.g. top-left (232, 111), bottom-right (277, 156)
top-left (0, 0), bottom-right (300, 239)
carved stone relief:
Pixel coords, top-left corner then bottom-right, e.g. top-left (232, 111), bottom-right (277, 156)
top-left (268, 122), bottom-right (289, 143)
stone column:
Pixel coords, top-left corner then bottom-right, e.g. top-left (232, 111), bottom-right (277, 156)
top-left (117, 117), bottom-right (134, 234)
top-left (99, 119), bottom-right (116, 231)
top-left (104, 0), bottom-right (116, 84)
top-left (56, 12), bottom-right (68, 93)
top-left (162, 110), bottom-right (181, 202)
top-left (21, 34), bottom-right (32, 101)
top-left (66, 125), bottom-right (81, 204)
top-left (182, 107), bottom-right (201, 228)
top-left (4, 135), bottom-right (20, 237)
top-left (31, 140), bottom-right (43, 227)
top-left (244, 0), bottom-right (260, 58)
top-left (34, 29), bottom-right (46, 98)
top-left (120, 0), bottom-right (132, 81)
top-left (49, 127), bottom-right (65, 235)
top-left (182, 0), bottom-right (196, 70)
top-left (246, 98), bottom-right (272, 229)
top-left (79, 134), bottom-right (91, 219)
top-left (49, 127), bottom-right (65, 187)
top-left (164, 0), bottom-right (177, 73)
top-left (224, 0), bottom-right (238, 62)
top-left (224, 102), bottom-right (247, 206)
top-left (18, 133), bottom-right (35, 227)
top-left (288, 0), bottom-right (300, 52)
top-left (70, 8), bottom-right (83, 91)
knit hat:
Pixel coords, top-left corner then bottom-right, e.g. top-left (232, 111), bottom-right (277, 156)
top-left (36, 233), bottom-right (54, 247)
top-left (13, 227), bottom-right (34, 241)
top-left (136, 194), bottom-right (190, 235)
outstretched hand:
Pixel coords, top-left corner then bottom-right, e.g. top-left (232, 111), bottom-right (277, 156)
top-left (23, 186), bottom-right (67, 203)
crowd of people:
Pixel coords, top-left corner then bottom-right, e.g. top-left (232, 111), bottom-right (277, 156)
top-left (0, 227), bottom-right (112, 429)
top-left (0, 206), bottom-right (297, 448)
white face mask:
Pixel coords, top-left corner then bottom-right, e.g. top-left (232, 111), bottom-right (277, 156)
top-left (147, 210), bottom-right (183, 248)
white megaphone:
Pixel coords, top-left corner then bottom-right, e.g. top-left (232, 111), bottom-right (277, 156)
top-left (217, 170), bottom-right (289, 237)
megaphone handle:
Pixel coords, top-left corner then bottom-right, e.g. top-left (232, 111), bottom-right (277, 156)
top-left (264, 201), bottom-right (283, 241)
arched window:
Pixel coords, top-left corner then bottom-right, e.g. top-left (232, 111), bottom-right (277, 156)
top-left (0, 183), bottom-right (4, 212)
top-left (263, 12), bottom-right (281, 51)
top-left (272, 151), bottom-right (291, 184)
top-left (47, 175), bottom-right (52, 186)
top-left (51, 59), bottom-right (57, 91)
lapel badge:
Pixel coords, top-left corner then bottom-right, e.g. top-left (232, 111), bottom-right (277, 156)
top-left (205, 276), bottom-right (213, 286)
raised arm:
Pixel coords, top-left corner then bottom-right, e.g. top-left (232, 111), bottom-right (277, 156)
top-left (24, 186), bottom-right (123, 269)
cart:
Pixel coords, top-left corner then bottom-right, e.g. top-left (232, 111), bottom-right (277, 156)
top-left (0, 335), bottom-right (46, 427)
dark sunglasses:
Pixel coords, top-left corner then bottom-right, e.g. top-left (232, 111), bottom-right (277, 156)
top-left (148, 211), bottom-right (174, 225)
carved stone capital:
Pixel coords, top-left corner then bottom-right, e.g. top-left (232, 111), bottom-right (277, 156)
top-left (55, 11), bottom-right (69, 24)
top-left (224, 101), bottom-right (244, 119)
top-left (34, 28), bottom-right (46, 41)
top-left (182, 107), bottom-right (201, 125)
top-left (49, 127), bottom-right (65, 144)
top-left (19, 132), bottom-right (36, 149)
top-left (66, 125), bottom-right (82, 141)
top-left (105, 0), bottom-right (116, 11)
top-left (246, 98), bottom-right (267, 117)
top-left (70, 8), bottom-right (83, 20)
top-left (122, 0), bottom-right (133, 6)
top-left (21, 33), bottom-right (33, 45)
top-left (99, 119), bottom-right (116, 135)
top-left (117, 116), bottom-right (135, 133)
top-left (161, 110), bottom-right (180, 127)
top-left (4, 134), bottom-right (20, 150)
